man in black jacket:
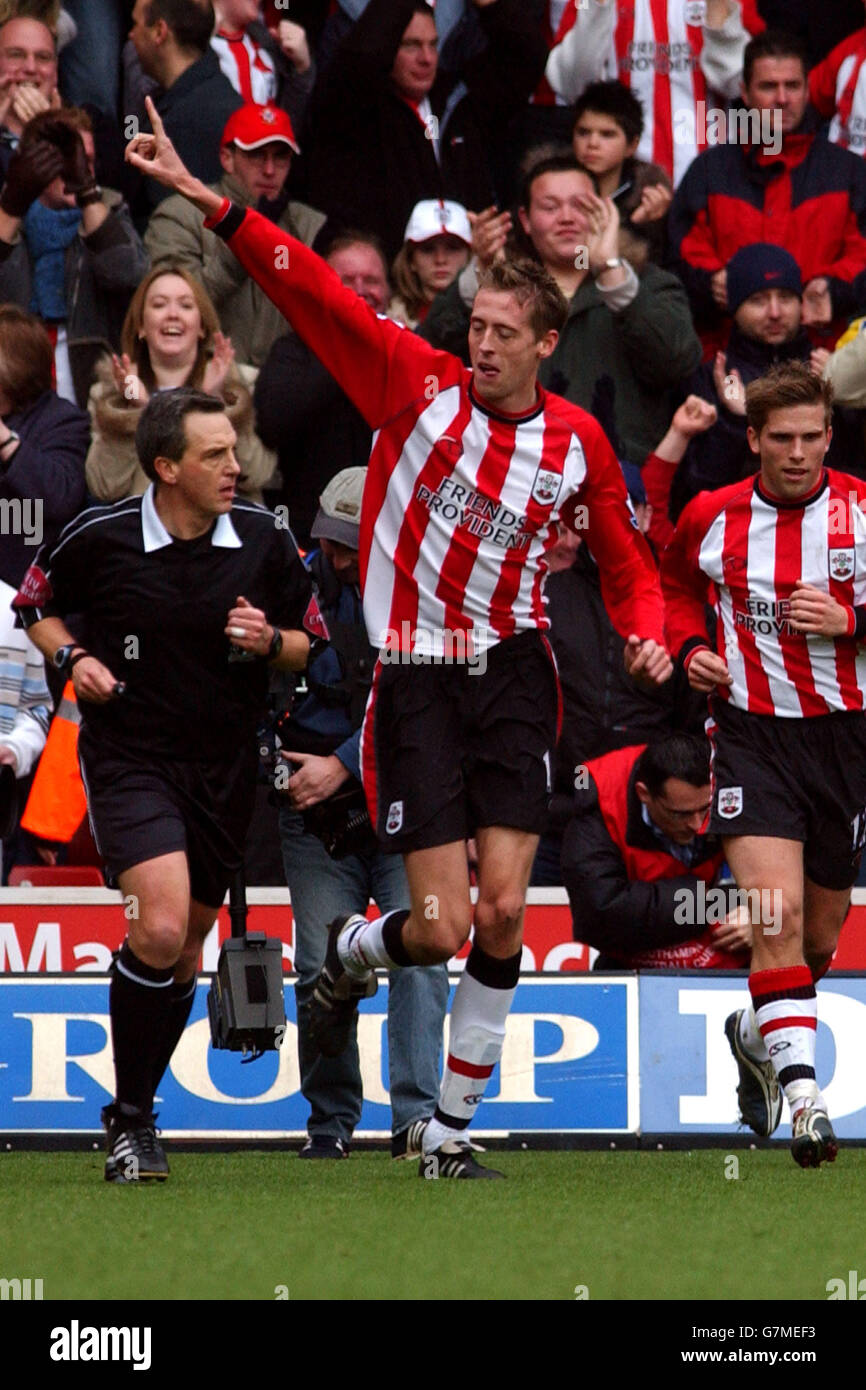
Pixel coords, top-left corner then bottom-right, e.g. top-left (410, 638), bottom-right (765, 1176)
top-left (129, 0), bottom-right (242, 215)
top-left (306, 0), bottom-right (547, 261)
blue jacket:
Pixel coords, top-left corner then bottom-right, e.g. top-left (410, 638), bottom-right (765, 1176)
top-left (286, 549), bottom-right (376, 782)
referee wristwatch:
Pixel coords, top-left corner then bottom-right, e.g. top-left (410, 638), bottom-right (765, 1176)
top-left (266, 625), bottom-right (283, 662)
top-left (53, 644), bottom-right (88, 672)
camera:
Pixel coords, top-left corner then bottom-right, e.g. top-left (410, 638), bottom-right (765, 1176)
top-left (206, 869), bottom-right (286, 1058)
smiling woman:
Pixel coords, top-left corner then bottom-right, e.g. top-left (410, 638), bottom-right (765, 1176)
top-left (84, 263), bottom-right (276, 504)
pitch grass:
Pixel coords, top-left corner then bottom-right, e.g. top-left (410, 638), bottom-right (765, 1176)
top-left (1, 1149), bottom-right (864, 1301)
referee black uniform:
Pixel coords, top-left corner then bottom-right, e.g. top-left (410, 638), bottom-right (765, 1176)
top-left (17, 486), bottom-right (313, 903)
top-left (15, 384), bottom-right (315, 1182)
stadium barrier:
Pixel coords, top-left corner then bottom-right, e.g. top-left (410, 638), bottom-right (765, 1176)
top-left (1, 893), bottom-right (866, 1140)
top-left (2, 886), bottom-right (866, 973)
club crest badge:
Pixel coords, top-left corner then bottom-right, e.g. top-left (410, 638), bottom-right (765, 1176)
top-left (829, 548), bottom-right (855, 581)
top-left (718, 786), bottom-right (743, 820)
top-left (685, 1), bottom-right (707, 23)
top-left (531, 467), bottom-right (561, 507)
top-left (386, 800), bottom-right (403, 834)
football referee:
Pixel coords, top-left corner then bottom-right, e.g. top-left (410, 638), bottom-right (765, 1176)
top-left (15, 388), bottom-right (314, 1183)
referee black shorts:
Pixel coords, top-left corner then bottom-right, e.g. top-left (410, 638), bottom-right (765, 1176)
top-left (361, 628), bottom-right (560, 854)
top-left (707, 700), bottom-right (866, 890)
top-left (77, 730), bottom-right (257, 908)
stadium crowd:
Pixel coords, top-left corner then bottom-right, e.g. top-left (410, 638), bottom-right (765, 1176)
top-left (2, 0), bottom-right (866, 1173)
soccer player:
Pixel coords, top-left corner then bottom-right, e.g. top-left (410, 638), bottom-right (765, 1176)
top-left (127, 98), bottom-right (672, 1179)
top-left (15, 388), bottom-right (315, 1183)
top-left (662, 361), bottom-right (866, 1166)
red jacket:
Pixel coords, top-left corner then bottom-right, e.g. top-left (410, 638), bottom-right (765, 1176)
top-left (562, 744), bottom-right (741, 970)
top-left (669, 117), bottom-right (866, 331)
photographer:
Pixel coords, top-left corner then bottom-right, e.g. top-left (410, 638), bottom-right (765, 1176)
top-left (16, 387), bottom-right (314, 1184)
top-left (278, 467), bottom-right (448, 1161)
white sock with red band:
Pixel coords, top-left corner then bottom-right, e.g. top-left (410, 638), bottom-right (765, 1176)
top-left (422, 943), bottom-right (521, 1154)
top-left (749, 965), bottom-right (820, 1111)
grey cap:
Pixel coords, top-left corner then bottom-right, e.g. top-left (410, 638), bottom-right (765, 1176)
top-left (310, 467), bottom-right (367, 549)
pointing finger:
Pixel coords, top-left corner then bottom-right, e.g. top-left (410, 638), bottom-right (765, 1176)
top-left (144, 94), bottom-right (166, 139)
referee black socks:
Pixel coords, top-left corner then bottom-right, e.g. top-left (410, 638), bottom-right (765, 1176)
top-left (110, 940), bottom-right (174, 1114)
top-left (151, 975), bottom-right (197, 1096)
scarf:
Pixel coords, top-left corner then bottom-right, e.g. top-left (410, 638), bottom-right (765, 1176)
top-left (23, 201), bottom-right (82, 322)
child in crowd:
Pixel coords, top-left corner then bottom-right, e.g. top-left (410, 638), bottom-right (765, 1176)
top-left (572, 80), bottom-right (672, 263)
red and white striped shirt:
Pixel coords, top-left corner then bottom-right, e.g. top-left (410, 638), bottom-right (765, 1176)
top-left (547, 2), bottom-right (762, 186)
top-left (809, 29), bottom-right (866, 159)
top-left (662, 472), bottom-right (866, 717)
top-left (614, 0), bottom-right (761, 186)
top-left (208, 205), bottom-right (666, 655)
top-left (212, 28), bottom-right (277, 106)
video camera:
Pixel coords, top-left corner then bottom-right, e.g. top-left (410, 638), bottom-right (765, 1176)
top-left (206, 868), bottom-right (286, 1060)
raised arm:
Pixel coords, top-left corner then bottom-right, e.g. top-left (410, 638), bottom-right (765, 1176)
top-left (543, 0), bottom-right (615, 105)
top-left (126, 98), bottom-right (456, 430)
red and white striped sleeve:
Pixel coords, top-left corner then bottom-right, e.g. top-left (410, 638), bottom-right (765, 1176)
top-left (809, 31), bottom-right (863, 118)
top-left (206, 203), bottom-right (459, 430)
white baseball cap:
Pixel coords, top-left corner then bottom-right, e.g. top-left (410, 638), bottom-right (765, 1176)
top-left (403, 199), bottom-right (472, 247)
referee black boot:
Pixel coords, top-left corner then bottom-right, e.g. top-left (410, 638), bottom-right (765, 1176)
top-left (306, 916), bottom-right (378, 1059)
top-left (102, 1103), bottom-right (170, 1184)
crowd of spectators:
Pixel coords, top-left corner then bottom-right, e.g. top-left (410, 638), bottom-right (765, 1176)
top-left (4, 0), bottom-right (866, 961)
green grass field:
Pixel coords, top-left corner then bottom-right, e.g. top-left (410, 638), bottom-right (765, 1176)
top-left (2, 1149), bottom-right (865, 1301)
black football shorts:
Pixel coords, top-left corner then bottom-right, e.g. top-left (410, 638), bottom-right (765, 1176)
top-left (707, 700), bottom-right (866, 889)
top-left (77, 729), bottom-right (258, 908)
top-left (361, 628), bottom-right (561, 853)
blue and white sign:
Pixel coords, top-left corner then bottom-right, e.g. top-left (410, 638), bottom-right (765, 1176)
top-left (639, 975), bottom-right (866, 1138)
top-left (0, 975), bottom-right (637, 1137)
